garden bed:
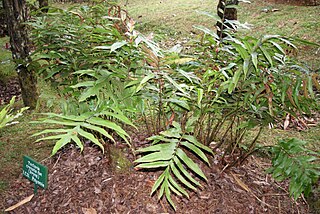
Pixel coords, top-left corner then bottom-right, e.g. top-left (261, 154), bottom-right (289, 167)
top-left (2, 142), bottom-right (313, 213)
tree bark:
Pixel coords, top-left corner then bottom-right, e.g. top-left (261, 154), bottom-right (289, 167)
top-left (217, 0), bottom-right (239, 40)
top-left (3, 0), bottom-right (38, 109)
top-left (38, 0), bottom-right (49, 13)
top-left (0, 6), bottom-right (7, 36)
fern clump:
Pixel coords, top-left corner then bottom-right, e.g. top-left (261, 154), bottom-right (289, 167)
top-left (267, 138), bottom-right (320, 200)
top-left (135, 121), bottom-right (213, 210)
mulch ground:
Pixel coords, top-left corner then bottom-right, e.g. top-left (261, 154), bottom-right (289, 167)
top-left (0, 78), bottom-right (21, 105)
top-left (1, 139), bottom-right (314, 214)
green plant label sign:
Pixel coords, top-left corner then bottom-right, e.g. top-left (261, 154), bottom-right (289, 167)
top-left (22, 156), bottom-right (48, 189)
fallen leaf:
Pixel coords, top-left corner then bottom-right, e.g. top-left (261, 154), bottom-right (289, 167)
top-left (165, 111), bottom-right (175, 127)
top-left (5, 194), bottom-right (34, 211)
top-left (82, 207), bottom-right (97, 214)
top-left (94, 187), bottom-right (101, 194)
top-left (231, 173), bottom-right (276, 208)
top-left (231, 173), bottom-right (251, 192)
top-left (284, 114), bottom-right (290, 130)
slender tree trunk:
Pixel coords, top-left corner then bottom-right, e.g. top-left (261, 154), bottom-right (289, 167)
top-left (38, 0), bottom-right (49, 13)
top-left (3, 0), bottom-right (38, 109)
top-left (217, 0), bottom-right (239, 40)
top-left (0, 7), bottom-right (7, 36)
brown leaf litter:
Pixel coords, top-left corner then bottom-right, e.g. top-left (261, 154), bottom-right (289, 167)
top-left (2, 142), bottom-right (313, 214)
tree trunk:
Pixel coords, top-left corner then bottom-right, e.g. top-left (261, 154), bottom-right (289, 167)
top-left (3, 0), bottom-right (38, 109)
top-left (217, 0), bottom-right (239, 40)
top-left (0, 6), bottom-right (7, 36)
top-left (38, 0), bottom-right (49, 13)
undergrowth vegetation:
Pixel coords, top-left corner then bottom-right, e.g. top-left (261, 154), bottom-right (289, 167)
top-left (267, 138), bottom-right (319, 200)
top-left (2, 1), bottom-right (318, 211)
top-left (0, 96), bottom-right (28, 129)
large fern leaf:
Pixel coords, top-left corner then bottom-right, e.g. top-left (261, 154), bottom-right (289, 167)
top-left (32, 110), bottom-right (134, 155)
top-left (134, 121), bottom-right (213, 210)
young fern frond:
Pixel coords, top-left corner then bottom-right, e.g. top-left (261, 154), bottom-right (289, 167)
top-left (32, 110), bottom-right (133, 156)
top-left (134, 122), bottom-right (213, 210)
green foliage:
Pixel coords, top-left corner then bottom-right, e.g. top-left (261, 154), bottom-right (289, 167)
top-left (0, 96), bottom-right (29, 129)
top-left (267, 138), bottom-right (320, 200)
top-left (135, 121), bottom-right (213, 210)
top-left (28, 3), bottom-right (144, 103)
top-left (28, 1), bottom-right (320, 211)
top-left (132, 7), bottom-right (319, 209)
top-left (29, 3), bottom-right (143, 154)
top-left (191, 12), bottom-right (319, 153)
top-left (32, 109), bottom-right (134, 155)
top-left (128, 47), bottom-right (200, 134)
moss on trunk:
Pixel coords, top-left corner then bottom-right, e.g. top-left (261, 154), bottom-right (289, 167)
top-left (3, 0), bottom-right (38, 109)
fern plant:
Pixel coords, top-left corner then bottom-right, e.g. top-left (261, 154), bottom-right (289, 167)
top-left (135, 121), bottom-right (213, 210)
top-left (0, 96), bottom-right (29, 129)
top-left (192, 11), bottom-right (319, 162)
top-left (32, 110), bottom-right (135, 155)
top-left (267, 138), bottom-right (320, 200)
top-left (29, 3), bottom-right (145, 155)
top-left (128, 43), bottom-right (200, 135)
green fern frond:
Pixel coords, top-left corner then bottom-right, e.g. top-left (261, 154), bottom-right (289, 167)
top-left (32, 110), bottom-right (133, 155)
top-left (134, 122), bottom-right (213, 210)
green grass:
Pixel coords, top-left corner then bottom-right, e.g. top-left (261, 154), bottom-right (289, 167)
top-left (120, 0), bottom-right (320, 68)
top-left (239, 1), bottom-right (320, 69)
top-left (120, 0), bottom-right (216, 36)
top-left (0, 37), bottom-right (16, 82)
top-left (249, 126), bottom-right (320, 151)
top-left (239, 2), bottom-right (320, 42)
top-left (0, 180), bottom-right (8, 192)
top-left (0, 112), bottom-right (52, 202)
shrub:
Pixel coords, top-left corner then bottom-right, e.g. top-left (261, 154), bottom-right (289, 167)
top-left (30, 3), bottom-right (144, 155)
